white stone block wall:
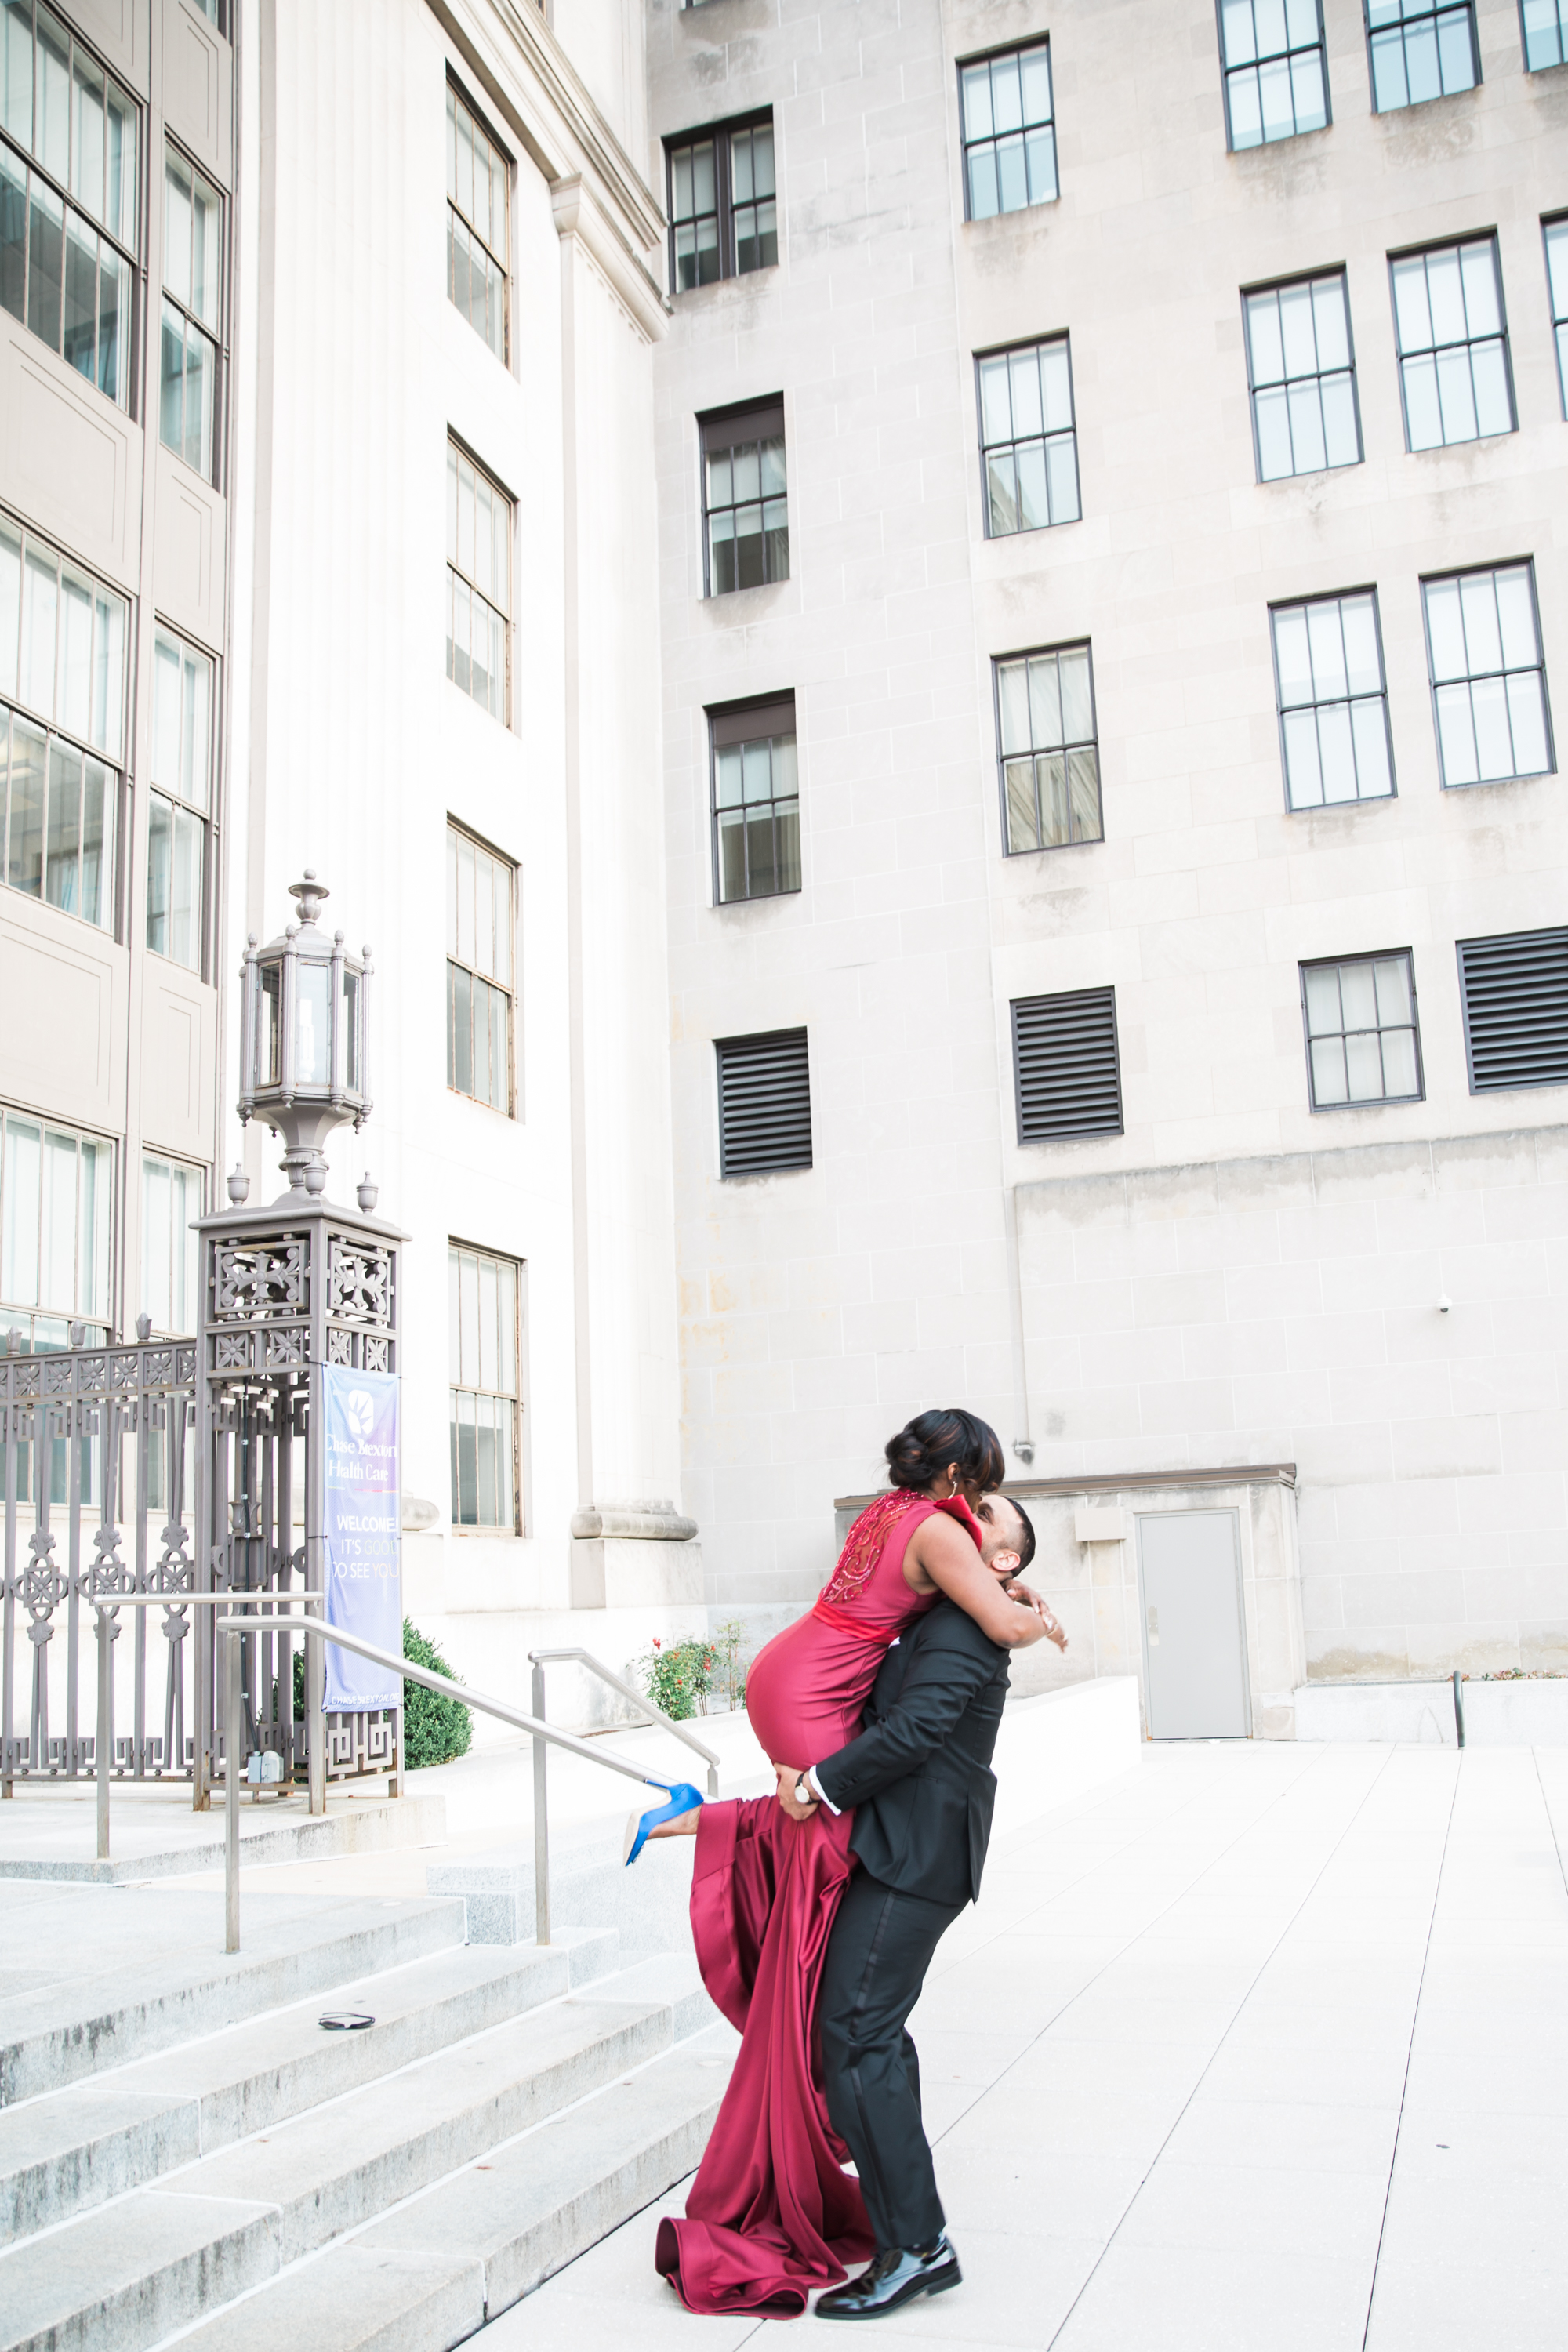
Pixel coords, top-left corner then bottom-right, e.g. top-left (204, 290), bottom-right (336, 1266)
top-left (649, 0), bottom-right (1568, 1678)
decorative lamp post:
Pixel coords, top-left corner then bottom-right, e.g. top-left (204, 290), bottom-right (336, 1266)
top-left (194, 873), bottom-right (404, 1820)
top-left (238, 871), bottom-right (372, 1197)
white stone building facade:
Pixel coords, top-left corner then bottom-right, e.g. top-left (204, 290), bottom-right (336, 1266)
top-left (3, 0), bottom-right (1566, 1742)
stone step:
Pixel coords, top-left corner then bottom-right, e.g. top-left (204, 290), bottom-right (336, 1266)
top-left (0, 1930), bottom-right (619, 2240)
top-left (155, 2020), bottom-right (739, 2352)
top-left (0, 1890), bottom-right (468, 2108)
top-left (0, 1956), bottom-right (714, 2352)
top-left (0, 1794), bottom-right (448, 1887)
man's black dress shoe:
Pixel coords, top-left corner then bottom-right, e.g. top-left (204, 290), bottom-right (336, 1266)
top-left (815, 2238), bottom-right (961, 2320)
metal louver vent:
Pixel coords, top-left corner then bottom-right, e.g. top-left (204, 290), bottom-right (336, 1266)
top-left (716, 1028), bottom-right (812, 1177)
top-left (1012, 987), bottom-right (1123, 1142)
top-left (1457, 927), bottom-right (1568, 1094)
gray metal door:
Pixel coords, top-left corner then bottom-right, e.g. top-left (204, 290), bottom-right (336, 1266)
top-left (1137, 1510), bottom-right (1249, 1739)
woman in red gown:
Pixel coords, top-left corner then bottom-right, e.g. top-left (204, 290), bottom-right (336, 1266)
top-left (643, 1409), bottom-right (1052, 2318)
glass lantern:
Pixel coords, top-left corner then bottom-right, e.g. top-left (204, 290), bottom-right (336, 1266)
top-left (238, 872), bottom-right (373, 1196)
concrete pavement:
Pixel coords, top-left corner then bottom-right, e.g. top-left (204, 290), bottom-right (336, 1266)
top-left (474, 1740), bottom-right (1568, 2352)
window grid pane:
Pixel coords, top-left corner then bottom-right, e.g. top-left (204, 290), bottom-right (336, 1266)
top-left (712, 723), bottom-right (800, 903)
top-left (1301, 953), bottom-right (1423, 1107)
top-left (1422, 564), bottom-right (1552, 788)
top-left (159, 142), bottom-right (221, 485)
top-left (1367, 1), bottom-right (1479, 111)
top-left (1546, 218), bottom-right (1568, 421)
top-left (0, 1105), bottom-right (113, 1343)
top-left (704, 425), bottom-right (789, 595)
top-left (666, 115), bottom-right (776, 296)
top-left (960, 42), bottom-right (1056, 222)
top-left (1523, 0), bottom-right (1568, 68)
top-left (446, 83), bottom-right (508, 361)
top-left (0, 3), bottom-right (136, 408)
top-left (1272, 591), bottom-right (1393, 809)
top-left (1392, 238), bottom-right (1514, 452)
top-left (2, 526), bottom-right (123, 927)
top-left (445, 442), bottom-right (512, 721)
top-left (978, 336), bottom-right (1080, 535)
top-left (140, 1151), bottom-right (198, 1334)
top-left (448, 1243), bottom-right (521, 1530)
top-left (445, 822), bottom-right (514, 1110)
top-left (1244, 274), bottom-right (1361, 481)
top-left (1220, 0), bottom-right (1330, 149)
top-left (994, 644), bottom-right (1102, 854)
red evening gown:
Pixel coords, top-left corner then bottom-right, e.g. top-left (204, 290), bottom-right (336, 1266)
top-left (654, 1486), bottom-right (984, 2317)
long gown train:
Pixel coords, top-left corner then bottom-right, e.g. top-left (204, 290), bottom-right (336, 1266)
top-left (654, 1487), bottom-right (981, 2318)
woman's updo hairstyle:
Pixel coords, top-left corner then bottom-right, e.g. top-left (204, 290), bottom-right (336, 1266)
top-left (885, 1408), bottom-right (1006, 1496)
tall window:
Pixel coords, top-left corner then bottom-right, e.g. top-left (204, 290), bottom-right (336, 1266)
top-left (1457, 927), bottom-right (1568, 1094)
top-left (710, 695), bottom-right (799, 904)
top-left (959, 43), bottom-right (1055, 220)
top-left (1243, 273), bottom-right (1361, 480)
top-left (1012, 989), bottom-right (1122, 1142)
top-left (1367, 2), bottom-right (1479, 109)
top-left (0, 5), bottom-right (136, 408)
top-left (700, 402), bottom-right (788, 595)
top-left (446, 82), bottom-right (507, 360)
top-left (715, 1029), bottom-right (812, 1177)
top-left (666, 114), bottom-right (775, 292)
top-left (1271, 592), bottom-right (1394, 809)
top-left (0, 515), bottom-right (124, 931)
top-left (161, 143), bottom-right (221, 484)
top-left (1422, 564), bottom-right (1552, 788)
top-left (978, 338), bottom-right (1080, 536)
top-left (448, 1243), bottom-right (519, 1530)
top-left (1392, 238), bottom-right (1513, 451)
top-left (1301, 953), bottom-right (1422, 1109)
top-left (147, 627), bottom-right (213, 971)
top-left (140, 1152), bottom-right (198, 1335)
top-left (1545, 217), bottom-right (1568, 419)
top-left (996, 643), bottom-right (1102, 855)
top-left (1523, 1), bottom-right (1568, 68)
top-left (446, 822), bottom-right (513, 1112)
top-left (0, 1107), bottom-right (112, 1350)
top-left (446, 441), bottom-right (510, 721)
top-left (1219, 1), bottom-right (1329, 149)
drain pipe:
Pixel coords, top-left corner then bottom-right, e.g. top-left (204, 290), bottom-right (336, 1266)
top-left (1451, 1670), bottom-right (1466, 1748)
top-left (1002, 1186), bottom-right (1033, 1468)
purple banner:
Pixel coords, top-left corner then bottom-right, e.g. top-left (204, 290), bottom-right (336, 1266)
top-left (323, 1363), bottom-right (401, 1711)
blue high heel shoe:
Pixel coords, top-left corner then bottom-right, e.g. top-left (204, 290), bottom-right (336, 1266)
top-left (623, 1780), bottom-right (705, 1867)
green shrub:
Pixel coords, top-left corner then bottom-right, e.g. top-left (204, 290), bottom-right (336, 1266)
top-left (286, 1617), bottom-right (473, 1768)
top-left (630, 1635), bottom-right (717, 1722)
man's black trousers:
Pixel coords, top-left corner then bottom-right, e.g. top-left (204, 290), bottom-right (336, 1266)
top-left (818, 1867), bottom-right (963, 2254)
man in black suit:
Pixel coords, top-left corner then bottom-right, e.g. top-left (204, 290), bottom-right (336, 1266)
top-left (776, 1494), bottom-right (1065, 2321)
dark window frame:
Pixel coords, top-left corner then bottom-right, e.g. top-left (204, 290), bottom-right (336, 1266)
top-left (992, 637), bottom-right (1105, 857)
top-left (1388, 230), bottom-right (1515, 453)
top-left (975, 332), bottom-right (1081, 538)
top-left (1241, 265), bottom-right (1364, 482)
top-left (1268, 583), bottom-right (1397, 812)
top-left (699, 397), bottom-right (789, 597)
top-left (956, 38), bottom-right (1058, 223)
top-left (445, 815), bottom-right (517, 1116)
top-left (1419, 556), bottom-right (1555, 789)
top-left (447, 1238), bottom-right (524, 1534)
top-left (1298, 949), bottom-right (1425, 1112)
top-left (1216, 0), bottom-right (1332, 151)
top-left (708, 691), bottom-right (800, 907)
top-left (1520, 0), bottom-right (1568, 70)
top-left (1011, 987), bottom-right (1123, 1144)
top-left (664, 108), bottom-right (776, 295)
top-left (446, 74), bottom-right (511, 365)
top-left (714, 1026), bottom-right (812, 1178)
top-left (1457, 926), bottom-right (1568, 1094)
top-left (1364, 0), bottom-right (1481, 113)
top-left (1544, 212), bottom-right (1568, 420)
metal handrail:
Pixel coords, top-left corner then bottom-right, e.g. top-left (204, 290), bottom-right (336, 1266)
top-left (211, 1614), bottom-right (695, 1955)
top-left (528, 1646), bottom-right (722, 1947)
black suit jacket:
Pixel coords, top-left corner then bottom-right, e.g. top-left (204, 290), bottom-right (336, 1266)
top-left (811, 1599), bottom-right (1010, 1910)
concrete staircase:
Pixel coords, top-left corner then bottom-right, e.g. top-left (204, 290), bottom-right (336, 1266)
top-left (0, 1892), bottom-right (732, 2352)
